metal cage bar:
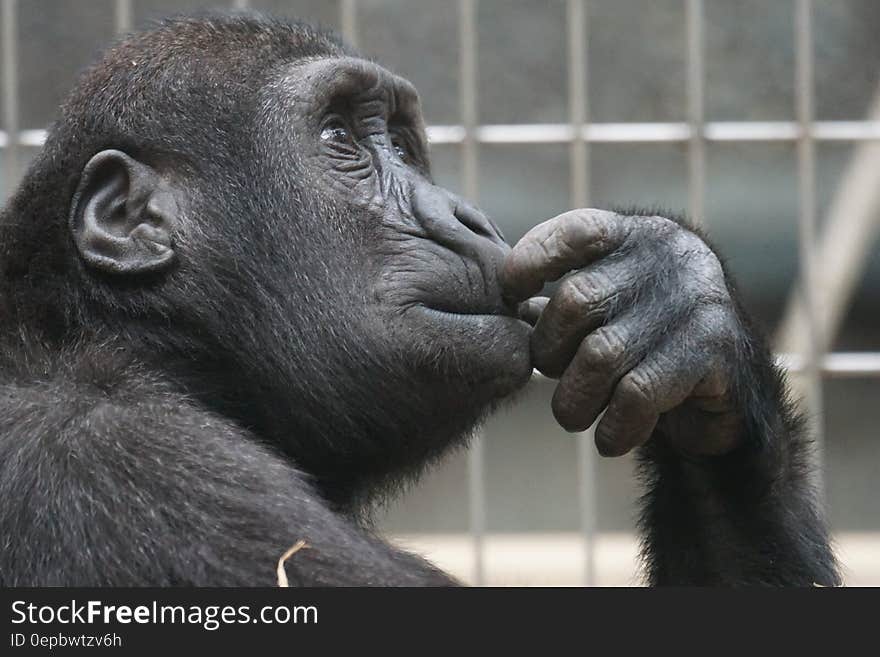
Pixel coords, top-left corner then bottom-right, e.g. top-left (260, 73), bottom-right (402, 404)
top-left (566, 0), bottom-right (596, 588)
top-left (6, 120), bottom-right (880, 150)
top-left (1, 0), bottom-right (18, 200)
top-left (686, 0), bottom-right (705, 228)
top-left (114, 0), bottom-right (132, 34)
top-left (340, 0), bottom-right (357, 48)
top-left (795, 0), bottom-right (826, 486)
top-left (457, 0), bottom-right (487, 587)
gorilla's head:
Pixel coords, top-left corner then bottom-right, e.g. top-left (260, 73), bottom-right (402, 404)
top-left (0, 13), bottom-right (531, 503)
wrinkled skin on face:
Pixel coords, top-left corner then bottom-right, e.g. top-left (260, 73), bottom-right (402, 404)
top-left (273, 57), bottom-right (750, 462)
top-left (265, 57), bottom-right (762, 466)
top-left (274, 57), bottom-right (533, 401)
top-left (145, 55), bottom-right (536, 499)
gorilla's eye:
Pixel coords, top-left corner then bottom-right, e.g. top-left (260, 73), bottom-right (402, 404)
top-left (389, 133), bottom-right (410, 162)
top-left (320, 117), bottom-right (353, 145)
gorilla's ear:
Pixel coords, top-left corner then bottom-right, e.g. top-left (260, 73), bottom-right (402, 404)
top-left (70, 149), bottom-right (178, 275)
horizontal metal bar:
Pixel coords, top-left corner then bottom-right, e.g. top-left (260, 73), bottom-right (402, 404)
top-left (704, 121), bottom-right (800, 141)
top-left (0, 129), bottom-right (42, 147)
top-left (588, 122), bottom-right (692, 142)
top-left (777, 352), bottom-right (880, 378)
top-left (426, 125), bottom-right (466, 144)
top-left (17, 129), bottom-right (44, 147)
top-left (433, 123), bottom-right (692, 144)
top-left (6, 121), bottom-right (880, 150)
top-left (531, 353), bottom-right (880, 382)
top-left (427, 121), bottom-right (880, 145)
top-left (811, 121), bottom-right (880, 141)
top-left (479, 123), bottom-right (574, 143)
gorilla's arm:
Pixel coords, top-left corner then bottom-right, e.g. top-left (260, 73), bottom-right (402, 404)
top-left (639, 404), bottom-right (838, 586)
top-left (637, 329), bottom-right (839, 586)
top-left (0, 363), bottom-right (455, 587)
top-left (502, 209), bottom-right (840, 586)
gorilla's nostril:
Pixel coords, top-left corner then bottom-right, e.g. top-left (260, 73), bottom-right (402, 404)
top-left (454, 203), bottom-right (502, 241)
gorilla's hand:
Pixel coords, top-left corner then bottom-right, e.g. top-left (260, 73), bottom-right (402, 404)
top-left (501, 209), bottom-right (745, 458)
top-left (501, 209), bottom-right (840, 585)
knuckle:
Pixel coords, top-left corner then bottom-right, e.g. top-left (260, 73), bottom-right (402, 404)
top-left (673, 231), bottom-right (724, 275)
top-left (618, 371), bottom-right (655, 408)
top-left (556, 276), bottom-right (603, 317)
top-left (692, 303), bottom-right (738, 344)
top-left (639, 214), bottom-right (679, 238)
top-left (557, 210), bottom-right (588, 239)
top-left (554, 219), bottom-right (589, 259)
top-left (579, 326), bottom-right (627, 369)
top-left (561, 208), bottom-right (613, 248)
top-left (555, 278), bottom-right (585, 313)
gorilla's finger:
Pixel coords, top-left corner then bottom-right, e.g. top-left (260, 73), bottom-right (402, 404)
top-left (551, 317), bottom-right (646, 433)
top-left (517, 296), bottom-right (550, 326)
top-left (594, 345), bottom-right (712, 457)
top-left (531, 260), bottom-right (636, 378)
top-left (501, 209), bottom-right (629, 302)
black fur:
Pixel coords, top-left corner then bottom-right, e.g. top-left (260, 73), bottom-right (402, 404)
top-left (638, 276), bottom-right (839, 585)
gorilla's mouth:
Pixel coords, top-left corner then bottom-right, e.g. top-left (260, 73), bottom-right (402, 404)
top-left (409, 303), bottom-right (533, 339)
top-left (405, 303), bottom-right (534, 389)
top-left (414, 300), bottom-right (522, 322)
top-left (410, 280), bottom-right (519, 319)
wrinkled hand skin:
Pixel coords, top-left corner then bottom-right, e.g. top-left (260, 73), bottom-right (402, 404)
top-left (501, 209), bottom-right (841, 586)
top-left (502, 209), bottom-right (742, 457)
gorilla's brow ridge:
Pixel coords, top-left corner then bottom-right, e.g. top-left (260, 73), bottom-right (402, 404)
top-left (277, 57), bottom-right (422, 122)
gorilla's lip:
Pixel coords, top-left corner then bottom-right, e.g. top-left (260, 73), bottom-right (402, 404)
top-left (414, 298), bottom-right (518, 319)
top-left (412, 302), bottom-right (530, 328)
top-left (411, 285), bottom-right (518, 317)
top-left (408, 304), bottom-right (534, 389)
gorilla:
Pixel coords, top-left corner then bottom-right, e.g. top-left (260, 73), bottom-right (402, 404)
top-left (0, 12), bottom-right (839, 586)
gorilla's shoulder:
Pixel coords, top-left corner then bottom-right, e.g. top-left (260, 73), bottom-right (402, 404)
top-left (0, 337), bottom-right (241, 464)
top-left (0, 336), bottom-right (169, 402)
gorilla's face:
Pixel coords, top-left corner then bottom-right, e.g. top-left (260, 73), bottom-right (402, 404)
top-left (62, 50), bottom-right (533, 493)
top-left (270, 57), bottom-right (532, 401)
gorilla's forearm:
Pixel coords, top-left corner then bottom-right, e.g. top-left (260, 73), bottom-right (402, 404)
top-left (639, 430), bottom-right (839, 587)
top-left (637, 323), bottom-right (840, 586)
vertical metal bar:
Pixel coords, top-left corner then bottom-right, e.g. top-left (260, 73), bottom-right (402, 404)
top-left (1, 0), bottom-right (18, 200)
top-left (115, 0), bottom-right (132, 34)
top-left (340, 0), bottom-right (358, 48)
top-left (795, 0), bottom-right (825, 488)
top-left (568, 0), bottom-right (588, 210)
top-left (459, 0), bottom-right (478, 202)
top-left (567, 0), bottom-right (596, 587)
top-left (686, 0), bottom-right (705, 226)
top-left (232, 0), bottom-right (250, 9)
top-left (458, 0), bottom-right (485, 586)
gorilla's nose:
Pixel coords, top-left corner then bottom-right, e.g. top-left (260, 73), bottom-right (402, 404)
top-left (452, 200), bottom-right (507, 246)
top-left (410, 179), bottom-right (516, 316)
top-left (411, 180), bottom-right (508, 250)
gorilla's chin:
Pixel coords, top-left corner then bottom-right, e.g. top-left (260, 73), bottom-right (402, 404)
top-left (404, 304), bottom-right (533, 398)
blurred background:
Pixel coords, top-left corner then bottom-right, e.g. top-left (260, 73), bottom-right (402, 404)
top-left (1, 0), bottom-right (877, 585)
